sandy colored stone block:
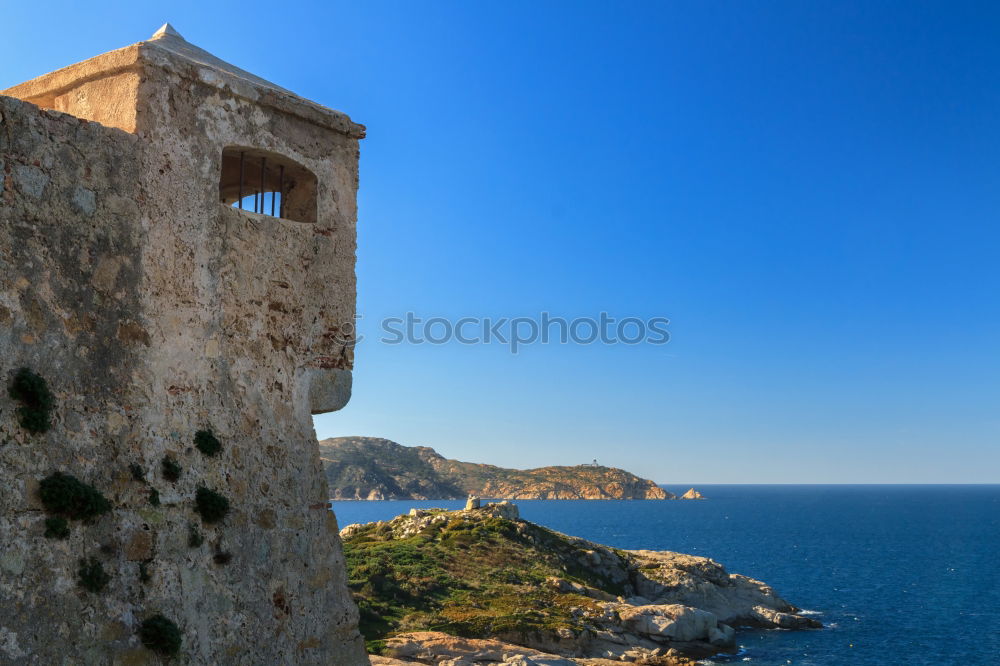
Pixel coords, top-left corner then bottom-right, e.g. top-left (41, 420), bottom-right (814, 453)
top-left (91, 255), bottom-right (122, 293)
top-left (23, 478), bottom-right (43, 510)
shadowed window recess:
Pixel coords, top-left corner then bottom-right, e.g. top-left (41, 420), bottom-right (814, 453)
top-left (219, 147), bottom-right (318, 223)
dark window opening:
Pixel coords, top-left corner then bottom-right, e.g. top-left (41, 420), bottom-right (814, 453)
top-left (219, 147), bottom-right (318, 223)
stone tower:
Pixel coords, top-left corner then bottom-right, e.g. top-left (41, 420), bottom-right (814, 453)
top-left (0, 25), bottom-right (367, 663)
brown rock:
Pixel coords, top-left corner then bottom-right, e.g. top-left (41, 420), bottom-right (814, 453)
top-left (124, 530), bottom-right (153, 561)
top-left (255, 508), bottom-right (277, 529)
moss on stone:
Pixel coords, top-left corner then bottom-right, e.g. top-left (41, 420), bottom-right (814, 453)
top-left (194, 486), bottom-right (229, 523)
top-left (194, 429), bottom-right (221, 457)
top-left (148, 487), bottom-right (160, 506)
top-left (139, 561), bottom-right (151, 584)
top-left (187, 523), bottom-right (204, 547)
top-left (43, 516), bottom-right (70, 539)
top-left (38, 472), bottom-right (111, 522)
top-left (8, 367), bottom-right (55, 433)
top-left (77, 556), bottom-right (110, 593)
top-left (138, 614), bottom-right (182, 656)
top-left (161, 456), bottom-right (181, 482)
top-left (129, 463), bottom-right (146, 483)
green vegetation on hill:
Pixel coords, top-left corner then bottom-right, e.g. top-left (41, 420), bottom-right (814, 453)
top-left (342, 510), bottom-right (620, 653)
top-left (321, 437), bottom-right (670, 500)
top-left (341, 505), bottom-right (818, 662)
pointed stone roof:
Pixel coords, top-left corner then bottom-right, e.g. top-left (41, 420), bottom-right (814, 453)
top-left (143, 23), bottom-right (295, 95)
top-left (1, 24), bottom-right (363, 137)
top-left (152, 22), bottom-right (183, 39)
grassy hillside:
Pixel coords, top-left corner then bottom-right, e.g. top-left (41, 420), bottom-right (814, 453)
top-left (342, 509), bottom-right (624, 652)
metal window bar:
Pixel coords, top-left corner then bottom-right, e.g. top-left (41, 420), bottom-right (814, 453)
top-left (238, 151), bottom-right (245, 209)
top-left (232, 153), bottom-right (289, 216)
top-left (260, 157), bottom-right (266, 215)
top-left (278, 165), bottom-right (285, 218)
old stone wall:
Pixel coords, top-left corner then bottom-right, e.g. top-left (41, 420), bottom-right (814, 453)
top-left (0, 87), bottom-right (366, 664)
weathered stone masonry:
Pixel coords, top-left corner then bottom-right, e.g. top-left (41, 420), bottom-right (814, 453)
top-left (0, 25), bottom-right (367, 664)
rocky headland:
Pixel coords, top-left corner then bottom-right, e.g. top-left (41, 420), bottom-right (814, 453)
top-left (340, 502), bottom-right (819, 665)
top-left (321, 437), bottom-right (679, 500)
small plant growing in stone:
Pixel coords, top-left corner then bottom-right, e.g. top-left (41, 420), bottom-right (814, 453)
top-left (8, 367), bottom-right (55, 433)
top-left (194, 429), bottom-right (221, 457)
top-left (78, 557), bottom-right (110, 593)
top-left (130, 463), bottom-right (146, 482)
top-left (139, 561), bottom-right (152, 584)
top-left (194, 487), bottom-right (229, 523)
top-left (43, 516), bottom-right (70, 539)
top-left (138, 614), bottom-right (182, 656)
top-left (213, 550), bottom-right (232, 565)
top-left (161, 456), bottom-right (182, 482)
top-left (187, 523), bottom-right (204, 548)
top-left (39, 472), bottom-right (111, 522)
top-left (148, 488), bottom-right (160, 506)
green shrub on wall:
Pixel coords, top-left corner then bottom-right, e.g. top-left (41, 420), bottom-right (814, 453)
top-left (8, 367), bottom-right (55, 433)
top-left (194, 487), bottom-right (229, 523)
top-left (43, 516), bottom-right (70, 539)
top-left (38, 472), bottom-right (111, 522)
top-left (194, 430), bottom-right (221, 457)
top-left (162, 456), bottom-right (182, 482)
top-left (138, 614), bottom-right (182, 656)
top-left (187, 523), bottom-right (204, 547)
top-left (77, 557), bottom-right (111, 593)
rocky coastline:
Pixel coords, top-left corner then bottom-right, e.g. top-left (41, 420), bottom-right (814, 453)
top-left (341, 502), bottom-right (819, 665)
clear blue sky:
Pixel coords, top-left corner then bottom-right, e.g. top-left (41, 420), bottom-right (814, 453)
top-left (4, 1), bottom-right (998, 483)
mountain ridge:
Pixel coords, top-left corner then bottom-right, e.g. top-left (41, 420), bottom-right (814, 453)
top-left (320, 436), bottom-right (674, 500)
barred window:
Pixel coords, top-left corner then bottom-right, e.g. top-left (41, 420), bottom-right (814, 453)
top-left (219, 147), bottom-right (317, 223)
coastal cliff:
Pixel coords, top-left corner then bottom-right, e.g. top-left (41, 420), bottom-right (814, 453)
top-left (341, 503), bottom-right (820, 665)
top-left (320, 437), bottom-right (671, 500)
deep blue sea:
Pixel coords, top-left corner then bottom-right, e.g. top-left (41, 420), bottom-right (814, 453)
top-left (332, 485), bottom-right (1000, 666)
